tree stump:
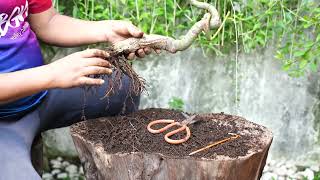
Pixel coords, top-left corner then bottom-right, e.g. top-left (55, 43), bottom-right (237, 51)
top-left (70, 108), bottom-right (273, 180)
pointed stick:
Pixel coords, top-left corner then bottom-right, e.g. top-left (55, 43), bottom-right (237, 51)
top-left (189, 133), bottom-right (240, 156)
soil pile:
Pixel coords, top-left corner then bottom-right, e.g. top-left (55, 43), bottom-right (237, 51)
top-left (72, 108), bottom-right (266, 159)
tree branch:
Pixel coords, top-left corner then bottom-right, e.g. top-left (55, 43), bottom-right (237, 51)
top-left (111, 0), bottom-right (221, 54)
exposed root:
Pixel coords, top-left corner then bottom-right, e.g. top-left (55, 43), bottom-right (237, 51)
top-left (101, 50), bottom-right (147, 100)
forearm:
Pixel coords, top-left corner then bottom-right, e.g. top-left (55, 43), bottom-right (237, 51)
top-left (30, 8), bottom-right (107, 47)
top-left (0, 65), bottom-right (54, 104)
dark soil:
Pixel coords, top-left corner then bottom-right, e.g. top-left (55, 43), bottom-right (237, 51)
top-left (72, 108), bottom-right (266, 159)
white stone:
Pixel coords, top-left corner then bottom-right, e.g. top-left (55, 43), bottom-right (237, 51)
top-left (263, 165), bottom-right (270, 172)
top-left (275, 161), bottom-right (285, 168)
top-left (51, 160), bottom-right (62, 169)
top-left (301, 168), bottom-right (314, 180)
top-left (261, 172), bottom-right (277, 180)
top-left (79, 166), bottom-right (84, 174)
top-left (43, 127), bottom-right (78, 158)
top-left (57, 173), bottom-right (68, 179)
top-left (291, 172), bottom-right (306, 179)
top-left (50, 159), bottom-right (59, 165)
top-left (42, 173), bottom-right (53, 179)
top-left (290, 166), bottom-right (298, 173)
top-left (268, 160), bottom-right (276, 167)
top-left (286, 169), bottom-right (296, 177)
top-left (274, 166), bottom-right (288, 176)
top-left (310, 165), bottom-right (320, 172)
top-left (57, 157), bottom-right (63, 162)
top-left (51, 169), bottom-right (61, 175)
top-left (62, 161), bottom-right (70, 167)
top-left (284, 162), bottom-right (295, 170)
top-left (66, 164), bottom-right (78, 174)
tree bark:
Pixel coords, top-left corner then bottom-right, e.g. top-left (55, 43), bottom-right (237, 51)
top-left (70, 113), bottom-right (273, 180)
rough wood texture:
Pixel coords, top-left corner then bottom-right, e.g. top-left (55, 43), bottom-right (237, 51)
top-left (70, 113), bottom-right (273, 180)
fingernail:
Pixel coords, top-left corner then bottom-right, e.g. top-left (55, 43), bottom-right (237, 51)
top-left (104, 51), bottom-right (110, 58)
top-left (100, 80), bottom-right (105, 84)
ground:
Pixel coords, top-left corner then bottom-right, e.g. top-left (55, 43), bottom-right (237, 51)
top-left (42, 157), bottom-right (84, 180)
top-left (42, 156), bottom-right (320, 180)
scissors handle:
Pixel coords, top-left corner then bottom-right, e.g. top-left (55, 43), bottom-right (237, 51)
top-left (147, 120), bottom-right (191, 144)
top-left (147, 119), bottom-right (176, 133)
top-left (164, 125), bottom-right (191, 144)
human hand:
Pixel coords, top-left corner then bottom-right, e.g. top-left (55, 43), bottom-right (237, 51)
top-left (104, 20), bottom-right (161, 59)
top-left (46, 49), bottom-right (112, 88)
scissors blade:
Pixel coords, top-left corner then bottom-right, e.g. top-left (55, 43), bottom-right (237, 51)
top-left (181, 112), bottom-right (190, 119)
top-left (181, 113), bottom-right (197, 125)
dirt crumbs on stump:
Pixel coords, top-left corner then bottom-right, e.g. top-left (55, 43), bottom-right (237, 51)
top-left (72, 108), bottom-right (266, 159)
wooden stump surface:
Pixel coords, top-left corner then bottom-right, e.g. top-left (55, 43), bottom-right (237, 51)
top-left (70, 109), bottom-right (273, 180)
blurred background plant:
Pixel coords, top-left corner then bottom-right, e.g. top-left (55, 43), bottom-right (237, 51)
top-left (168, 97), bottom-right (185, 111)
top-left (51, 0), bottom-right (320, 77)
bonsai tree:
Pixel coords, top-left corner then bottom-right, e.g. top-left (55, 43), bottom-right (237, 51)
top-left (103, 0), bottom-right (221, 98)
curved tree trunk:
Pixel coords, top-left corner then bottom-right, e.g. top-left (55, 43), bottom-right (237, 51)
top-left (70, 110), bottom-right (273, 180)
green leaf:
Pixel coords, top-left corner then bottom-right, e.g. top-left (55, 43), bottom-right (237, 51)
top-left (304, 41), bottom-right (315, 48)
top-left (310, 60), bottom-right (318, 72)
top-left (299, 59), bottom-right (308, 69)
top-left (282, 63), bottom-right (292, 71)
top-left (168, 97), bottom-right (185, 111)
top-left (275, 51), bottom-right (285, 60)
top-left (294, 50), bottom-right (306, 57)
top-left (316, 34), bottom-right (320, 42)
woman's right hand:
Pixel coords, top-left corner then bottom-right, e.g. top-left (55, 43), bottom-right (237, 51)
top-left (46, 49), bottom-right (112, 89)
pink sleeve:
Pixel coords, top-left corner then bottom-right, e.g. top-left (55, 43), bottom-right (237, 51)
top-left (28, 0), bottom-right (52, 14)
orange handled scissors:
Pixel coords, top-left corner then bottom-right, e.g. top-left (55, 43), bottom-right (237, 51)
top-left (147, 113), bottom-right (197, 144)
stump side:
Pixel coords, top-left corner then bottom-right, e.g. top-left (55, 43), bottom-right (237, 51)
top-left (71, 133), bottom-right (272, 180)
top-left (70, 108), bottom-right (273, 180)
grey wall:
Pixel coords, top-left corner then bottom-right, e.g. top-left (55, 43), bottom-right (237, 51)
top-left (43, 47), bottom-right (320, 163)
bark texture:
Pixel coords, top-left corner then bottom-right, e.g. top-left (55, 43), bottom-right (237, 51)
top-left (70, 113), bottom-right (273, 180)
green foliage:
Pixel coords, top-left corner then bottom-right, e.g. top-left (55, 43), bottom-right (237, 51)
top-left (301, 171), bottom-right (320, 180)
top-left (274, 1), bottom-right (320, 77)
top-left (168, 97), bottom-right (184, 111)
top-left (315, 171), bottom-right (320, 180)
top-left (54, 0), bottom-right (320, 77)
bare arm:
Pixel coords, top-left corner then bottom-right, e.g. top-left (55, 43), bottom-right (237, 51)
top-left (28, 7), bottom-right (152, 59)
top-left (0, 65), bottom-right (53, 104)
top-left (29, 0), bottom-right (220, 55)
top-left (1, 6), bottom-right (156, 104)
top-left (0, 49), bottom-right (112, 104)
top-left (29, 7), bottom-right (107, 46)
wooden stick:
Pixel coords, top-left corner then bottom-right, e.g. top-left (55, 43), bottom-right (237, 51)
top-left (189, 134), bottom-right (240, 156)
